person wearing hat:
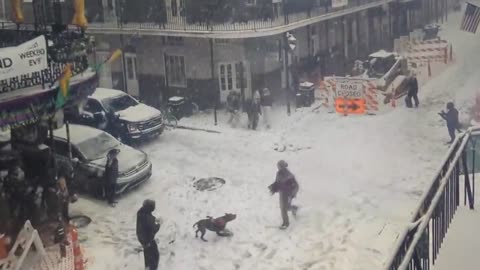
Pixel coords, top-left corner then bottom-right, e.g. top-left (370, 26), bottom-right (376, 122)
top-left (104, 149), bottom-right (120, 206)
top-left (439, 102), bottom-right (460, 144)
top-left (268, 160), bottom-right (299, 229)
top-left (137, 199), bottom-right (161, 270)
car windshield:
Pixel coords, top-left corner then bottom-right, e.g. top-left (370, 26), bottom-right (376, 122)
top-left (368, 57), bottom-right (396, 78)
top-left (76, 133), bottom-right (120, 160)
top-left (103, 94), bottom-right (138, 113)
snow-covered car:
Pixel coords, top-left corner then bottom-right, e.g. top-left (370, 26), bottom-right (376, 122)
top-left (66, 88), bottom-right (164, 143)
top-left (52, 124), bottom-right (152, 196)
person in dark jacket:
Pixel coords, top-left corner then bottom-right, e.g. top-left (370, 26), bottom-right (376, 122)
top-left (406, 74), bottom-right (419, 108)
top-left (246, 97), bottom-right (262, 130)
top-left (439, 102), bottom-right (460, 144)
top-left (268, 160), bottom-right (299, 229)
top-left (137, 199), bottom-right (160, 270)
top-left (104, 149), bottom-right (120, 206)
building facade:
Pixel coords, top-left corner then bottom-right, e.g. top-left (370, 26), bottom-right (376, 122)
top-left (0, 0), bottom-right (456, 108)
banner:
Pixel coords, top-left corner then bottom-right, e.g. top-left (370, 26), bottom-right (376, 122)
top-left (0, 35), bottom-right (48, 82)
top-left (332, 0), bottom-right (348, 8)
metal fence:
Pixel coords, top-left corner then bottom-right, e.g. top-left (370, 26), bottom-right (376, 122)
top-left (384, 127), bottom-right (479, 270)
top-left (87, 0), bottom-right (391, 33)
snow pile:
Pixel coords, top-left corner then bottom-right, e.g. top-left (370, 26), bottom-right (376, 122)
top-left (70, 10), bottom-right (480, 270)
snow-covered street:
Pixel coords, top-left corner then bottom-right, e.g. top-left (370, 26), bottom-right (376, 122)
top-left (71, 12), bottom-right (480, 270)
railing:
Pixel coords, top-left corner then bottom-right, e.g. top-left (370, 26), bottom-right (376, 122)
top-left (384, 127), bottom-right (479, 270)
top-left (86, 0), bottom-right (390, 33)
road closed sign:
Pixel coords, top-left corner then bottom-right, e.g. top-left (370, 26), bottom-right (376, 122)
top-left (336, 79), bottom-right (365, 99)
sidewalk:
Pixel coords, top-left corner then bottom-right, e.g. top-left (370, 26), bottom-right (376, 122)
top-left (433, 196), bottom-right (480, 269)
top-left (432, 180), bottom-right (480, 270)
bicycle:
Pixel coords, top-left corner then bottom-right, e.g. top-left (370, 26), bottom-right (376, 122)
top-left (160, 107), bottom-right (178, 130)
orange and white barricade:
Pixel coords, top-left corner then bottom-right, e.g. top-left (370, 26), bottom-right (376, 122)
top-left (364, 80), bottom-right (379, 114)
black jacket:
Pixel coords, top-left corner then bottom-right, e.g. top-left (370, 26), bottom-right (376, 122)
top-left (440, 108), bottom-right (459, 128)
top-left (261, 94), bottom-right (273, 107)
top-left (136, 204), bottom-right (160, 246)
top-left (408, 77), bottom-right (418, 96)
top-left (104, 158), bottom-right (119, 186)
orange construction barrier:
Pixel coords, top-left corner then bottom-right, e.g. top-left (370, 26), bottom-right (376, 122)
top-left (72, 0), bottom-right (88, 29)
top-left (335, 98), bottom-right (365, 115)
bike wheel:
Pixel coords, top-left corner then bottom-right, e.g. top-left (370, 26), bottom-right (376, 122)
top-left (165, 115), bottom-right (178, 129)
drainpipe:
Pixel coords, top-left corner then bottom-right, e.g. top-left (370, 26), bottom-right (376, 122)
top-left (209, 39), bottom-right (217, 126)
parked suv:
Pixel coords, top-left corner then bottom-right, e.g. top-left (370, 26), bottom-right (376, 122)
top-left (66, 88), bottom-right (164, 143)
top-left (51, 124), bottom-right (152, 196)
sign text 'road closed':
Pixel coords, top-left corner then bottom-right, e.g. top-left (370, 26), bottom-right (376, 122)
top-left (336, 79), bottom-right (364, 99)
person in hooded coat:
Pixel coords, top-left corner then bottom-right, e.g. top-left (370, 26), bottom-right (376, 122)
top-left (439, 102), bottom-right (461, 144)
top-left (268, 160), bottom-right (299, 229)
top-left (136, 199), bottom-right (160, 270)
top-left (104, 149), bottom-right (120, 205)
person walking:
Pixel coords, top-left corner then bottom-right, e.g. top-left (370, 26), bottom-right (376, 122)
top-left (439, 102), bottom-right (461, 144)
top-left (406, 74), bottom-right (419, 108)
top-left (136, 199), bottom-right (161, 270)
top-left (226, 91), bottom-right (241, 127)
top-left (104, 149), bottom-right (120, 206)
top-left (247, 95), bottom-right (262, 130)
top-left (261, 88), bottom-right (273, 129)
top-left (268, 160), bottom-right (299, 229)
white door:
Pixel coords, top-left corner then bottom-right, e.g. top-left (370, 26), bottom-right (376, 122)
top-left (124, 53), bottom-right (140, 98)
top-left (218, 61), bottom-right (251, 103)
top-left (96, 52), bottom-right (113, 89)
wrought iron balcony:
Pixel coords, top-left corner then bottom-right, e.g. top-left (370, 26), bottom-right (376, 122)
top-left (86, 0), bottom-right (395, 37)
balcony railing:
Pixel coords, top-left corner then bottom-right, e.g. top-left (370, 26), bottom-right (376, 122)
top-left (87, 0), bottom-right (392, 34)
top-left (384, 127), bottom-right (479, 270)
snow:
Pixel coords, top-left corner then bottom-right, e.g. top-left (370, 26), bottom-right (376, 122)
top-left (90, 88), bottom-right (124, 101)
top-left (117, 103), bottom-right (161, 122)
top-left (54, 124), bottom-right (105, 145)
top-left (169, 96), bottom-right (184, 102)
top-left (69, 10), bottom-right (480, 270)
top-left (432, 176), bottom-right (480, 270)
top-left (369, 50), bottom-right (396, 59)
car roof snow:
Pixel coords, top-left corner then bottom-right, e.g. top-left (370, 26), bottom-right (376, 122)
top-left (369, 50), bottom-right (395, 59)
top-left (53, 124), bottom-right (107, 145)
top-left (90, 88), bottom-right (126, 101)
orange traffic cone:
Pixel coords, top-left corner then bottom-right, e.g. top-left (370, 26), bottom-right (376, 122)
top-left (71, 227), bottom-right (84, 270)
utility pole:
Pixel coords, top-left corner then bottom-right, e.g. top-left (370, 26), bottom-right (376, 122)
top-left (283, 32), bottom-right (297, 116)
top-left (284, 33), bottom-right (291, 116)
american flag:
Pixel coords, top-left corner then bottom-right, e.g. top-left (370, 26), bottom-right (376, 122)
top-left (461, 2), bottom-right (480, 33)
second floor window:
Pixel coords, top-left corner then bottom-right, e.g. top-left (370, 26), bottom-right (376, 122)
top-left (165, 55), bottom-right (186, 87)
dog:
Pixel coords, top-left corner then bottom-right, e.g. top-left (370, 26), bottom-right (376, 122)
top-left (193, 213), bottom-right (236, 242)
